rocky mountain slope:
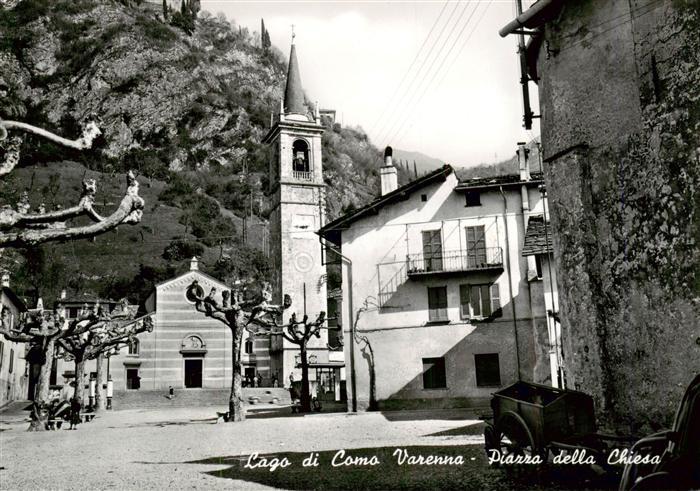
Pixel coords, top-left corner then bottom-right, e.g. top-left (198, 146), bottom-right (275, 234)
top-left (0, 0), bottom-right (407, 305)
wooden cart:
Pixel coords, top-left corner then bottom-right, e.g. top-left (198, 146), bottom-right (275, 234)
top-left (483, 381), bottom-right (634, 467)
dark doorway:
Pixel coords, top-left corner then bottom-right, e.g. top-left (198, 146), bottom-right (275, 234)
top-left (184, 359), bottom-right (203, 388)
top-left (244, 367), bottom-right (256, 387)
top-left (126, 368), bottom-right (140, 390)
top-left (316, 368), bottom-right (337, 402)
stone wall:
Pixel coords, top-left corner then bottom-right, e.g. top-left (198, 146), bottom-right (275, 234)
top-left (536, 0), bottom-right (700, 432)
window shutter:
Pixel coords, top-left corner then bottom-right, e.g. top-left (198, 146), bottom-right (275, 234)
top-left (470, 285), bottom-right (481, 317)
top-left (481, 285), bottom-right (491, 317)
top-left (428, 287), bottom-right (437, 308)
top-left (490, 283), bottom-right (502, 317)
top-left (459, 284), bottom-right (470, 318)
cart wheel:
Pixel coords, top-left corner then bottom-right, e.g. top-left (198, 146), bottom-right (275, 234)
top-left (494, 411), bottom-right (546, 469)
top-left (484, 425), bottom-right (499, 461)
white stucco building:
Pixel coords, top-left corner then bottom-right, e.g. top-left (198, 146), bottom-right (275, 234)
top-left (319, 144), bottom-right (560, 411)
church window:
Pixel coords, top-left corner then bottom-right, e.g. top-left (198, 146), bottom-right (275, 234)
top-left (185, 283), bottom-right (204, 304)
top-left (292, 139), bottom-right (310, 176)
top-left (244, 339), bottom-right (253, 354)
top-left (128, 338), bottom-right (140, 355)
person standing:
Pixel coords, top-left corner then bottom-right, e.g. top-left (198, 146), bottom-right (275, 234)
top-left (69, 398), bottom-right (81, 430)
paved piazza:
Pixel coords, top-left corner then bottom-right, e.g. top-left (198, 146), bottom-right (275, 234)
top-left (1, 404), bottom-right (485, 490)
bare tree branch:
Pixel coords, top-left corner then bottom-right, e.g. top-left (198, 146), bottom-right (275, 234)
top-left (0, 171), bottom-right (144, 248)
top-left (1, 119), bottom-right (101, 152)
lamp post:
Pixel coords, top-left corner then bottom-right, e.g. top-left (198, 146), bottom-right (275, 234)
top-left (106, 375), bottom-right (113, 410)
top-left (105, 347), bottom-right (117, 410)
top-left (88, 376), bottom-right (96, 409)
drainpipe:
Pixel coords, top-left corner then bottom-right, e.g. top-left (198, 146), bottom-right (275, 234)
top-left (499, 0), bottom-right (554, 37)
top-left (540, 185), bottom-right (563, 387)
top-left (319, 236), bottom-right (357, 412)
top-left (500, 186), bottom-right (522, 381)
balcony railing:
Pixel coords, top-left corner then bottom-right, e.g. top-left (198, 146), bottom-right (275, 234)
top-left (292, 170), bottom-right (313, 181)
top-left (407, 247), bottom-right (503, 276)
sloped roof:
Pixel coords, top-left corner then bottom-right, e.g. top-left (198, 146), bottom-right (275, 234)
top-left (455, 171), bottom-right (544, 190)
top-left (318, 165), bottom-right (455, 245)
top-left (155, 269), bottom-right (229, 291)
top-left (1, 287), bottom-right (27, 312)
top-left (522, 215), bottom-right (553, 256)
top-left (58, 294), bottom-right (118, 305)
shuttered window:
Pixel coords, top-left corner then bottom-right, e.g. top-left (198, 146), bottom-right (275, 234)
top-left (427, 286), bottom-right (448, 322)
top-left (465, 226), bottom-right (487, 267)
top-left (422, 230), bottom-right (443, 271)
top-left (460, 283), bottom-right (502, 319)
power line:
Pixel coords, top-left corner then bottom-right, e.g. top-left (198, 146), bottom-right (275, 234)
top-left (373, 0), bottom-right (466, 144)
top-left (385, 1), bottom-right (488, 147)
top-left (376, 0), bottom-right (475, 145)
top-left (367, 0), bottom-right (450, 137)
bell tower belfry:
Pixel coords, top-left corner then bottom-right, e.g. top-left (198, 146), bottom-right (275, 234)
top-left (263, 34), bottom-right (328, 383)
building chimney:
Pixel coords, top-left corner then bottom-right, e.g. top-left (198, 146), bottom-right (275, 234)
top-left (190, 256), bottom-right (199, 271)
top-left (380, 146), bottom-right (398, 196)
top-left (517, 142), bottom-right (530, 181)
top-left (60, 289), bottom-right (67, 300)
top-left (1, 271), bottom-right (9, 288)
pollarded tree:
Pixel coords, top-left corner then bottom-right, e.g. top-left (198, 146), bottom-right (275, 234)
top-left (186, 280), bottom-right (291, 422)
top-left (253, 311), bottom-right (334, 413)
top-left (57, 308), bottom-right (153, 409)
top-left (1, 114), bottom-right (146, 420)
top-left (187, 280), bottom-right (340, 418)
top-left (0, 300), bottom-right (140, 430)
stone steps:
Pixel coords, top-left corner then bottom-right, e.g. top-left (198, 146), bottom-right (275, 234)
top-left (112, 387), bottom-right (292, 411)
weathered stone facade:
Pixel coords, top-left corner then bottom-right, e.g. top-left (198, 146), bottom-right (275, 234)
top-left (534, 0), bottom-right (700, 431)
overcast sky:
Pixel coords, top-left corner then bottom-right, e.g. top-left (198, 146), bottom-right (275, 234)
top-left (201, 0), bottom-right (540, 167)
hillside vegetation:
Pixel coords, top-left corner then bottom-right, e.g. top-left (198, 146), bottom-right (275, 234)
top-left (0, 0), bottom-right (407, 305)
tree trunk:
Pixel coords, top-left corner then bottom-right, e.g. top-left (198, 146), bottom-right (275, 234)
top-left (74, 357), bottom-right (86, 405)
top-left (28, 337), bottom-right (54, 431)
top-left (34, 337), bottom-right (54, 403)
top-left (94, 354), bottom-right (106, 412)
top-left (228, 327), bottom-right (245, 422)
top-left (300, 344), bottom-right (311, 413)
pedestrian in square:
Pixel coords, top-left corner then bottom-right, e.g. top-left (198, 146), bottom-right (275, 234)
top-left (69, 398), bottom-right (81, 430)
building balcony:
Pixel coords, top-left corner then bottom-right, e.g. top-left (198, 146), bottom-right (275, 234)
top-left (292, 170), bottom-right (313, 181)
top-left (406, 247), bottom-right (503, 277)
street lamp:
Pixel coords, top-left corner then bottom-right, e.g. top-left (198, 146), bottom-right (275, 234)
top-left (105, 346), bottom-right (118, 410)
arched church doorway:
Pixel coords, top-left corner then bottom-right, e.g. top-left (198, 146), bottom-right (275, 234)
top-left (180, 334), bottom-right (207, 389)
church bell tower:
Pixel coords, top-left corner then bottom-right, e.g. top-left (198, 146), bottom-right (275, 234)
top-left (263, 34), bottom-right (328, 382)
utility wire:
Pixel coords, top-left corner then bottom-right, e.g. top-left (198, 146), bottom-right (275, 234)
top-left (385, 1), bottom-right (487, 147)
top-left (377, 0), bottom-right (475, 145)
top-left (373, 0), bottom-right (465, 144)
top-left (367, 0), bottom-right (450, 137)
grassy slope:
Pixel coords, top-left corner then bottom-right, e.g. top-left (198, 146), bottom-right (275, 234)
top-left (8, 162), bottom-right (222, 301)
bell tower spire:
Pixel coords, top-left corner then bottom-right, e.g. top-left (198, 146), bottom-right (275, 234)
top-left (262, 32), bottom-right (328, 387)
top-left (283, 26), bottom-right (306, 117)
